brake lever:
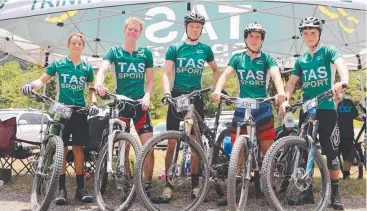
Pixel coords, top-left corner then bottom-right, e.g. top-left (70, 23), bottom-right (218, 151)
top-left (34, 94), bottom-right (45, 103)
top-left (101, 94), bottom-right (111, 100)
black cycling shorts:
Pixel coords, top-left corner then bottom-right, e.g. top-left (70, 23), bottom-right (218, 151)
top-left (118, 103), bottom-right (153, 135)
top-left (61, 112), bottom-right (89, 147)
top-left (299, 109), bottom-right (340, 159)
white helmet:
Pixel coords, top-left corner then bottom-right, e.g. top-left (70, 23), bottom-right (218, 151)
top-left (299, 17), bottom-right (323, 34)
top-left (244, 22), bottom-right (266, 40)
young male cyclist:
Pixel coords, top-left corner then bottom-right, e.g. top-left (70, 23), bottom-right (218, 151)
top-left (22, 32), bottom-right (99, 204)
top-left (160, 12), bottom-right (221, 202)
top-left (94, 17), bottom-right (155, 196)
top-left (279, 17), bottom-right (349, 210)
top-left (211, 22), bottom-right (286, 205)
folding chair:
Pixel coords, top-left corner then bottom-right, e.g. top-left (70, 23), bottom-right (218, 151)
top-left (0, 117), bottom-right (41, 176)
top-left (66, 115), bottom-right (109, 180)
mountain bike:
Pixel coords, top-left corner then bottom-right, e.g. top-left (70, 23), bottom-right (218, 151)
top-left (222, 95), bottom-right (275, 211)
top-left (134, 87), bottom-right (232, 211)
top-left (260, 86), bottom-right (346, 210)
top-left (28, 92), bottom-right (88, 211)
top-left (90, 87), bottom-right (141, 211)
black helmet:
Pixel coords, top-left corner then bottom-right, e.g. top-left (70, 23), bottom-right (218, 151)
top-left (299, 17), bottom-right (323, 34)
top-left (184, 12), bottom-right (206, 25)
top-left (244, 22), bottom-right (266, 40)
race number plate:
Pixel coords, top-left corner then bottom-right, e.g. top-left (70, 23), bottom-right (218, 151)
top-left (176, 96), bottom-right (190, 112)
top-left (302, 98), bottom-right (318, 112)
top-left (49, 102), bottom-right (73, 119)
top-left (236, 98), bottom-right (259, 109)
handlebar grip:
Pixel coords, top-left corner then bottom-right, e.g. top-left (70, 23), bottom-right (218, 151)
top-left (220, 95), bottom-right (233, 105)
top-left (285, 106), bottom-right (291, 112)
top-left (89, 86), bottom-right (113, 99)
top-left (263, 96), bottom-right (276, 103)
top-left (200, 87), bottom-right (213, 94)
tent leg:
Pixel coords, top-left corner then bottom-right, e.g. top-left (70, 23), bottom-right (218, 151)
top-left (356, 54), bottom-right (365, 106)
top-left (39, 52), bottom-right (50, 142)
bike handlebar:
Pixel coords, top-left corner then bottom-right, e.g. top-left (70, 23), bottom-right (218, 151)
top-left (220, 95), bottom-right (276, 105)
top-left (89, 86), bottom-right (140, 104)
top-left (285, 83), bottom-right (348, 112)
top-left (167, 87), bottom-right (213, 106)
top-left (30, 91), bottom-right (90, 115)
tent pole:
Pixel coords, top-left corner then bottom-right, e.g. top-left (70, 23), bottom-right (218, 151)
top-left (356, 54), bottom-right (365, 106)
top-left (39, 51), bottom-right (50, 143)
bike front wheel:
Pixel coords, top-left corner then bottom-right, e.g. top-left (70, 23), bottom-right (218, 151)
top-left (261, 136), bottom-right (331, 211)
top-left (134, 131), bottom-right (210, 211)
top-left (226, 135), bottom-right (250, 211)
top-left (30, 135), bottom-right (64, 211)
top-left (94, 132), bottom-right (140, 211)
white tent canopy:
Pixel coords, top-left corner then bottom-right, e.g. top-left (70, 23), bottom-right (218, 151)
top-left (0, 0), bottom-right (366, 71)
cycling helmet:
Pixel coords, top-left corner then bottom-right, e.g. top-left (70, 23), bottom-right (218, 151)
top-left (299, 17), bottom-right (323, 34)
top-left (244, 22), bottom-right (266, 40)
top-left (184, 12), bottom-right (206, 25)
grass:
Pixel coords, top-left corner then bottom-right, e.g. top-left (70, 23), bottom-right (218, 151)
top-left (339, 178), bottom-right (366, 197)
top-left (152, 118), bottom-right (165, 127)
top-left (354, 119), bottom-right (364, 128)
top-left (6, 170), bottom-right (365, 198)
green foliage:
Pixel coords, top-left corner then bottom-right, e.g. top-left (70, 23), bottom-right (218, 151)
top-left (0, 62), bottom-right (56, 110)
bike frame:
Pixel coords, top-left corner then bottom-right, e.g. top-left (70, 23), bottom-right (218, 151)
top-left (236, 107), bottom-right (260, 181)
top-left (35, 119), bottom-right (65, 172)
top-left (105, 100), bottom-right (127, 174)
top-left (293, 108), bottom-right (319, 183)
top-left (168, 93), bottom-right (229, 180)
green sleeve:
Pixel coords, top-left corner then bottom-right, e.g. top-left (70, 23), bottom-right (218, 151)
top-left (87, 64), bottom-right (94, 83)
top-left (165, 45), bottom-right (177, 61)
top-left (291, 59), bottom-right (302, 77)
top-left (146, 49), bottom-right (154, 68)
top-left (326, 46), bottom-right (343, 64)
top-left (228, 53), bottom-right (239, 70)
top-left (266, 53), bottom-right (278, 69)
top-left (103, 47), bottom-right (115, 63)
top-left (206, 45), bottom-right (214, 62)
top-left (45, 60), bottom-right (57, 76)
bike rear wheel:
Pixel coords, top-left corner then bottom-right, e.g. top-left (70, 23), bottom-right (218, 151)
top-left (30, 136), bottom-right (64, 211)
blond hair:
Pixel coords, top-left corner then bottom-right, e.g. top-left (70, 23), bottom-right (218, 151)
top-left (125, 17), bottom-right (144, 31)
top-left (67, 32), bottom-right (85, 46)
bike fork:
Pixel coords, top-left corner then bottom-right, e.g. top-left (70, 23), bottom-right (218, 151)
top-left (304, 136), bottom-right (316, 178)
top-left (118, 140), bottom-right (126, 175)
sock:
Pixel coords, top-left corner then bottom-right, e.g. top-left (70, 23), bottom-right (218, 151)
top-left (76, 174), bottom-right (84, 189)
top-left (331, 179), bottom-right (340, 198)
top-left (191, 174), bottom-right (199, 189)
top-left (59, 174), bottom-right (66, 190)
top-left (342, 171), bottom-right (350, 179)
top-left (331, 179), bottom-right (339, 185)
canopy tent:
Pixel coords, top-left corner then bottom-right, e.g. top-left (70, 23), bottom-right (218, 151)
top-left (0, 0), bottom-right (366, 70)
